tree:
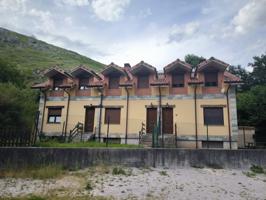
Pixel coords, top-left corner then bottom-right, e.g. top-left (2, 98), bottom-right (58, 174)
top-left (228, 65), bottom-right (252, 91)
top-left (249, 53), bottom-right (266, 86)
top-left (184, 54), bottom-right (206, 68)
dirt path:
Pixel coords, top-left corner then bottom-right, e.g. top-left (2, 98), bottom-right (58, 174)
top-left (0, 167), bottom-right (266, 200)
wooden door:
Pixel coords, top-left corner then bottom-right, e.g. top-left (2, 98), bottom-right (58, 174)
top-left (85, 108), bottom-right (95, 132)
top-left (162, 108), bottom-right (173, 134)
top-left (146, 108), bottom-right (157, 133)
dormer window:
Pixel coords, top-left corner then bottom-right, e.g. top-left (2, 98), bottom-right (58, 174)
top-left (79, 77), bottom-right (90, 90)
top-left (53, 79), bottom-right (63, 91)
top-left (109, 76), bottom-right (120, 89)
top-left (138, 75), bottom-right (149, 88)
top-left (205, 72), bottom-right (218, 87)
top-left (172, 74), bottom-right (184, 87)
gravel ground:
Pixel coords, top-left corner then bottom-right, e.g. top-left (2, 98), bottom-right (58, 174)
top-left (0, 167), bottom-right (266, 200)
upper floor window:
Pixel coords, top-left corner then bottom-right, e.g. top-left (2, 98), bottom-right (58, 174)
top-left (172, 74), bottom-right (184, 87)
top-left (47, 107), bottom-right (62, 123)
top-left (79, 77), bottom-right (90, 90)
top-left (53, 79), bottom-right (63, 91)
top-left (204, 107), bottom-right (224, 125)
top-left (204, 72), bottom-right (218, 87)
top-left (109, 76), bottom-right (120, 89)
top-left (138, 75), bottom-right (149, 88)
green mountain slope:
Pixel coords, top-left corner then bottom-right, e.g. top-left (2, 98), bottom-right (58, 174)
top-left (0, 27), bottom-right (105, 72)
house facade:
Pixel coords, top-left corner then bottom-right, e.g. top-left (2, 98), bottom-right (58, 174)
top-left (32, 57), bottom-right (241, 149)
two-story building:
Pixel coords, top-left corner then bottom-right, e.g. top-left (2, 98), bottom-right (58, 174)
top-left (32, 57), bottom-right (241, 149)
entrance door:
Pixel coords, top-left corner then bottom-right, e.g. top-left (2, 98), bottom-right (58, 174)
top-left (85, 108), bottom-right (95, 132)
top-left (162, 107), bottom-right (173, 134)
top-left (146, 108), bottom-right (157, 133)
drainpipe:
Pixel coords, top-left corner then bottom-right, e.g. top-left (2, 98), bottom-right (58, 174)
top-left (64, 89), bottom-right (71, 137)
top-left (98, 88), bottom-right (103, 142)
top-left (158, 86), bottom-right (163, 147)
top-left (40, 89), bottom-right (47, 135)
top-left (226, 84), bottom-right (232, 149)
top-left (193, 85), bottom-right (198, 149)
top-left (125, 87), bottom-right (129, 144)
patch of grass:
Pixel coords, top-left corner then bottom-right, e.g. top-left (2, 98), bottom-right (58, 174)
top-left (243, 171), bottom-right (256, 178)
top-left (0, 196), bottom-right (114, 200)
top-left (35, 140), bottom-right (141, 148)
top-left (0, 165), bottom-right (66, 179)
top-left (159, 171), bottom-right (168, 176)
top-left (112, 167), bottom-right (127, 175)
top-left (85, 181), bottom-right (93, 191)
top-left (88, 164), bottom-right (110, 175)
top-left (250, 165), bottom-right (264, 174)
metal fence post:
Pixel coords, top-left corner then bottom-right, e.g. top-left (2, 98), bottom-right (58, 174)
top-left (106, 116), bottom-right (110, 147)
top-left (175, 123), bottom-right (177, 148)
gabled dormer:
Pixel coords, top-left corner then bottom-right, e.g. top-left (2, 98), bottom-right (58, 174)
top-left (44, 67), bottom-right (73, 97)
top-left (71, 65), bottom-right (101, 96)
top-left (101, 63), bottom-right (125, 96)
top-left (197, 57), bottom-right (229, 94)
top-left (131, 61), bottom-right (157, 95)
top-left (164, 59), bottom-right (192, 94)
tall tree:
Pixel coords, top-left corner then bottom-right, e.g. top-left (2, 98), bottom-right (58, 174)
top-left (249, 53), bottom-right (266, 86)
top-left (184, 54), bottom-right (206, 68)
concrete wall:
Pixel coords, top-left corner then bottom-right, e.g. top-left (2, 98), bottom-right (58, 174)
top-left (0, 148), bottom-right (265, 169)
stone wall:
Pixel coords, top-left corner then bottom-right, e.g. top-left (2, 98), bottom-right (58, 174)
top-left (0, 148), bottom-right (266, 169)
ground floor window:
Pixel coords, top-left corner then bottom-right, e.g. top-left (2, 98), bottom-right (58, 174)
top-left (103, 137), bottom-right (121, 144)
top-left (203, 107), bottom-right (224, 125)
top-left (202, 141), bottom-right (223, 148)
top-left (47, 107), bottom-right (62, 123)
top-left (105, 108), bottom-right (121, 124)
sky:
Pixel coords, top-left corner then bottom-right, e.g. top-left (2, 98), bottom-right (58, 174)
top-left (0, 0), bottom-right (266, 70)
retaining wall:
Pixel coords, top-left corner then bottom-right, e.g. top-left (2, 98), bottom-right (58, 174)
top-left (0, 148), bottom-right (266, 169)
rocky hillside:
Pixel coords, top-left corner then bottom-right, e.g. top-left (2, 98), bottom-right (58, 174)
top-left (0, 27), bottom-right (105, 72)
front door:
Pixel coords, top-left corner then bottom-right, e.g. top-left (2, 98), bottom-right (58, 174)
top-left (85, 108), bottom-right (95, 132)
top-left (162, 107), bottom-right (173, 134)
top-left (146, 108), bottom-right (157, 133)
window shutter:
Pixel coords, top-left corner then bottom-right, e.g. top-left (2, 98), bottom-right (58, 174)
top-left (48, 108), bottom-right (62, 116)
top-left (105, 108), bottom-right (121, 124)
top-left (205, 72), bottom-right (218, 86)
top-left (79, 78), bottom-right (90, 86)
top-left (138, 75), bottom-right (149, 88)
top-left (172, 74), bottom-right (184, 87)
top-left (109, 76), bottom-right (120, 89)
top-left (54, 79), bottom-right (63, 89)
top-left (204, 107), bottom-right (224, 125)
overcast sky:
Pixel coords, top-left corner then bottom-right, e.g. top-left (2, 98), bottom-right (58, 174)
top-left (0, 0), bottom-right (266, 70)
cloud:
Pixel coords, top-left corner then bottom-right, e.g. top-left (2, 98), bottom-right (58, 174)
top-left (168, 21), bottom-right (200, 42)
top-left (28, 9), bottom-right (55, 33)
top-left (0, 0), bottom-right (27, 12)
top-left (56, 0), bottom-right (89, 6)
top-left (91, 0), bottom-right (130, 21)
top-left (232, 0), bottom-right (266, 34)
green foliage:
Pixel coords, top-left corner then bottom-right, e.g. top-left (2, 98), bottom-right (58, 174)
top-left (249, 53), bottom-right (266, 86)
top-left (184, 54), bottom-right (206, 68)
top-left (250, 165), bottom-right (264, 174)
top-left (85, 181), bottom-right (93, 191)
top-left (0, 27), bottom-right (105, 71)
top-left (159, 171), bottom-right (168, 176)
top-left (0, 165), bottom-right (65, 179)
top-left (112, 167), bottom-right (127, 175)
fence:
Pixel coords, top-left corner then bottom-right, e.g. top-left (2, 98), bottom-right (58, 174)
top-left (0, 128), bottom-right (37, 147)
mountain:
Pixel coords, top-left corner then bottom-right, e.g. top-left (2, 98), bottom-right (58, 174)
top-left (0, 27), bottom-right (105, 72)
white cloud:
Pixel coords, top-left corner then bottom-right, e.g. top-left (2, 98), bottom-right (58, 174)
top-left (56, 0), bottom-right (89, 6)
top-left (168, 21), bottom-right (200, 42)
top-left (28, 9), bottom-right (55, 33)
top-left (0, 0), bottom-right (27, 12)
top-left (233, 0), bottom-right (266, 34)
top-left (91, 0), bottom-right (130, 21)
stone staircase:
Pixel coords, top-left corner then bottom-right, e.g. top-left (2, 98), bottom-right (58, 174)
top-left (71, 132), bottom-right (95, 142)
top-left (140, 134), bottom-right (176, 148)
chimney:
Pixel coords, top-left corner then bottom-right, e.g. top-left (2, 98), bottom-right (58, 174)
top-left (124, 63), bottom-right (131, 70)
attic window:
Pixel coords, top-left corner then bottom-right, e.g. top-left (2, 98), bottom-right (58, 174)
top-left (172, 74), bottom-right (184, 87)
top-left (53, 79), bottom-right (63, 90)
top-left (204, 72), bottom-right (218, 87)
top-left (138, 75), bottom-right (149, 88)
top-left (109, 76), bottom-right (120, 89)
top-left (79, 77), bottom-right (90, 90)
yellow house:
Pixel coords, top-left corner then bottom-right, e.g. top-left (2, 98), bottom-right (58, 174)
top-left (32, 57), bottom-right (241, 149)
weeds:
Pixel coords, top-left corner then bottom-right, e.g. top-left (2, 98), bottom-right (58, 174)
top-left (112, 167), bottom-right (127, 175)
top-left (159, 171), bottom-right (168, 176)
top-left (250, 165), bottom-right (264, 174)
top-left (0, 165), bottom-right (65, 179)
top-left (243, 171), bottom-right (256, 178)
top-left (85, 181), bottom-right (93, 191)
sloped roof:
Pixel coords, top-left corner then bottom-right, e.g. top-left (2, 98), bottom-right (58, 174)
top-left (101, 62), bottom-right (125, 76)
top-left (131, 61), bottom-right (157, 75)
top-left (164, 59), bottom-right (192, 73)
top-left (197, 57), bottom-right (229, 72)
top-left (71, 65), bottom-right (102, 80)
top-left (224, 71), bottom-right (242, 83)
top-left (44, 66), bottom-right (73, 79)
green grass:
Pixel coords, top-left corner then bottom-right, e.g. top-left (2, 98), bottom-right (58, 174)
top-left (250, 165), bottom-right (265, 174)
top-left (0, 165), bottom-right (65, 179)
top-left (35, 140), bottom-right (142, 148)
